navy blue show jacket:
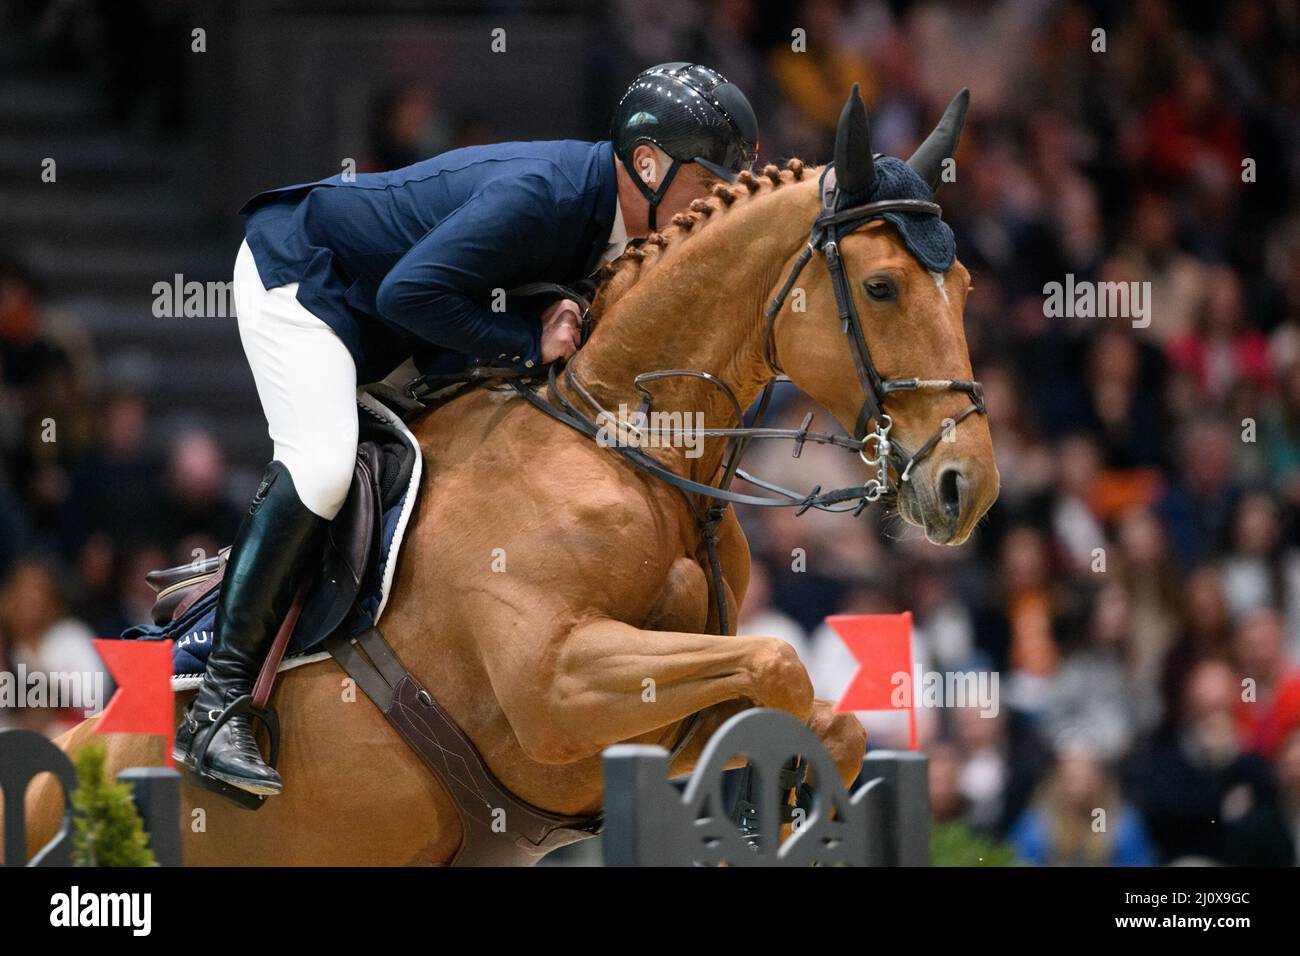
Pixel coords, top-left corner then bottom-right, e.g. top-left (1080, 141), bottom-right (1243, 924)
top-left (240, 139), bottom-right (618, 384)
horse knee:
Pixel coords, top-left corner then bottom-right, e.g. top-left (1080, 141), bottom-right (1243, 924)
top-left (808, 705), bottom-right (867, 787)
top-left (750, 638), bottom-right (814, 722)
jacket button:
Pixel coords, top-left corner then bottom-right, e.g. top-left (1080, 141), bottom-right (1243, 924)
top-left (498, 353), bottom-right (507, 360)
top-left (525, 359), bottom-right (535, 368)
top-left (512, 355), bottom-right (521, 363)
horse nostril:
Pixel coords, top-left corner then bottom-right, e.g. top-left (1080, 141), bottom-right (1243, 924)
top-left (938, 467), bottom-right (965, 521)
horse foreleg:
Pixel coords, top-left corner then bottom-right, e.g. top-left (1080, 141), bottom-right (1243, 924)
top-left (666, 698), bottom-right (865, 790)
top-left (491, 619), bottom-right (813, 765)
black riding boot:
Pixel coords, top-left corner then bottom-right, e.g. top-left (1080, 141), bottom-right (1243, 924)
top-left (175, 461), bottom-right (326, 795)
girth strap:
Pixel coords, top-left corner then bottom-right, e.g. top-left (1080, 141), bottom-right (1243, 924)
top-left (326, 625), bottom-right (601, 866)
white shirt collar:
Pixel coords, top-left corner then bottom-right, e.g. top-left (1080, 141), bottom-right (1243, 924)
top-left (601, 198), bottom-right (629, 265)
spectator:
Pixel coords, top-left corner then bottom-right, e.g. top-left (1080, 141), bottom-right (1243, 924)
top-left (1179, 563), bottom-right (1235, 660)
top-left (1125, 659), bottom-right (1294, 865)
top-left (156, 428), bottom-right (242, 563)
top-left (0, 259), bottom-right (72, 393)
top-left (1042, 581), bottom-right (1157, 761)
top-left (1083, 328), bottom-right (1167, 470)
top-left (1218, 491), bottom-right (1300, 624)
top-left (1114, 506), bottom-right (1187, 684)
top-left (948, 700), bottom-right (1051, 840)
top-left (1111, 192), bottom-right (1206, 346)
top-left (928, 739), bottom-right (968, 825)
top-left (980, 365), bottom-right (1056, 512)
top-left (1155, 417), bottom-right (1244, 565)
top-left (972, 525), bottom-right (1064, 709)
top-left (1232, 607), bottom-right (1300, 759)
top-left (1262, 361), bottom-right (1300, 513)
top-left (1050, 433), bottom-right (1108, 573)
top-left (768, 0), bottom-right (876, 159)
top-left (367, 83), bottom-right (453, 171)
top-left (1010, 747), bottom-right (1156, 866)
top-left (1166, 266), bottom-right (1273, 403)
top-left (0, 559), bottom-right (109, 736)
top-left (1134, 50), bottom-right (1244, 190)
top-left (67, 389), bottom-right (164, 550)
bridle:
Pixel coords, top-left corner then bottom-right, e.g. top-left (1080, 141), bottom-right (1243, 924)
top-left (762, 166), bottom-right (986, 502)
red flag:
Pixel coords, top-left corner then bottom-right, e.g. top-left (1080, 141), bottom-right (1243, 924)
top-left (93, 640), bottom-right (174, 743)
top-left (829, 612), bottom-right (917, 748)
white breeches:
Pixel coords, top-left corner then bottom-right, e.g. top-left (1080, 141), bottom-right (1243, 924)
top-left (233, 240), bottom-right (358, 519)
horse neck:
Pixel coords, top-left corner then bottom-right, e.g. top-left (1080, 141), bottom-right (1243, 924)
top-left (565, 180), bottom-right (820, 482)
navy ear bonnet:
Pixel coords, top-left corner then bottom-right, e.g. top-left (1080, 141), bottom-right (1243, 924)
top-left (836, 155), bottom-right (956, 274)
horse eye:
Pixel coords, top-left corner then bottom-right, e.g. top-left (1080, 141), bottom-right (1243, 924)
top-left (863, 279), bottom-right (896, 302)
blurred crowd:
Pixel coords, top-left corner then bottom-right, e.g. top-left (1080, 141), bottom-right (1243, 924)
top-left (4, 0), bottom-right (1300, 866)
top-left (0, 253), bottom-right (241, 735)
top-left (714, 0), bottom-right (1300, 867)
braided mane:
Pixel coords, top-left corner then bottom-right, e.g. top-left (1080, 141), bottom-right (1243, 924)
top-left (589, 159), bottom-right (815, 316)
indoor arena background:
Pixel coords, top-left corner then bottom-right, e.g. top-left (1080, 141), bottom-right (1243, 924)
top-left (2, 0), bottom-right (1299, 866)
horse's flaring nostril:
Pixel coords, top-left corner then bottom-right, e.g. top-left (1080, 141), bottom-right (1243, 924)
top-left (939, 467), bottom-right (964, 521)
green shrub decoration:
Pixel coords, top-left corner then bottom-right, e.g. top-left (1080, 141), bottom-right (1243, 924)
top-left (70, 742), bottom-right (157, 867)
top-left (930, 821), bottom-right (1017, 867)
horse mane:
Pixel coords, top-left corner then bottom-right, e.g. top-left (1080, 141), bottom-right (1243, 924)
top-left (589, 159), bottom-right (816, 317)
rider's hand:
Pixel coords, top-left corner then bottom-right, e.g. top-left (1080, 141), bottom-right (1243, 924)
top-left (540, 298), bottom-right (583, 364)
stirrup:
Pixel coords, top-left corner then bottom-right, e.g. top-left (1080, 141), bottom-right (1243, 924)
top-left (188, 694), bottom-right (282, 812)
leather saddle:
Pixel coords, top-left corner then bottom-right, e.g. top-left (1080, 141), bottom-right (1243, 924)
top-left (145, 421), bottom-right (413, 655)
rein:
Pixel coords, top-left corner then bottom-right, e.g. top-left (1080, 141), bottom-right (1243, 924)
top-left (514, 364), bottom-right (882, 515)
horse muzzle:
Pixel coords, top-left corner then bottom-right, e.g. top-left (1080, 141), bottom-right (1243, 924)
top-left (897, 457), bottom-right (999, 546)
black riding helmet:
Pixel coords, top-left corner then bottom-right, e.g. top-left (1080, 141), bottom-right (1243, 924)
top-left (611, 63), bottom-right (759, 230)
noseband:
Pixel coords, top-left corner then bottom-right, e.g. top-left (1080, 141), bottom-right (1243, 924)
top-left (762, 169), bottom-right (986, 501)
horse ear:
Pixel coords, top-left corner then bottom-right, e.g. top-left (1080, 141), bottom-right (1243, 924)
top-left (833, 83), bottom-right (875, 199)
top-left (906, 88), bottom-right (969, 193)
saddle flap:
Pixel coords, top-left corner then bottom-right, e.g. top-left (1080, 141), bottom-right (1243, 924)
top-left (291, 443), bottom-right (383, 647)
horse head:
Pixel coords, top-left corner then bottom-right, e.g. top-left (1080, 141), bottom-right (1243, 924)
top-left (770, 87), bottom-right (999, 544)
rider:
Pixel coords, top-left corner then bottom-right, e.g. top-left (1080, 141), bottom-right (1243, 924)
top-left (174, 63), bottom-right (759, 797)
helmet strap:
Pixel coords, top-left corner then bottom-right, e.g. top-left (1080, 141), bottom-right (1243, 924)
top-left (621, 151), bottom-right (683, 232)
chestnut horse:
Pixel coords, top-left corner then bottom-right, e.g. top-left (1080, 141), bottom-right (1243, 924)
top-left (23, 91), bottom-right (998, 865)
